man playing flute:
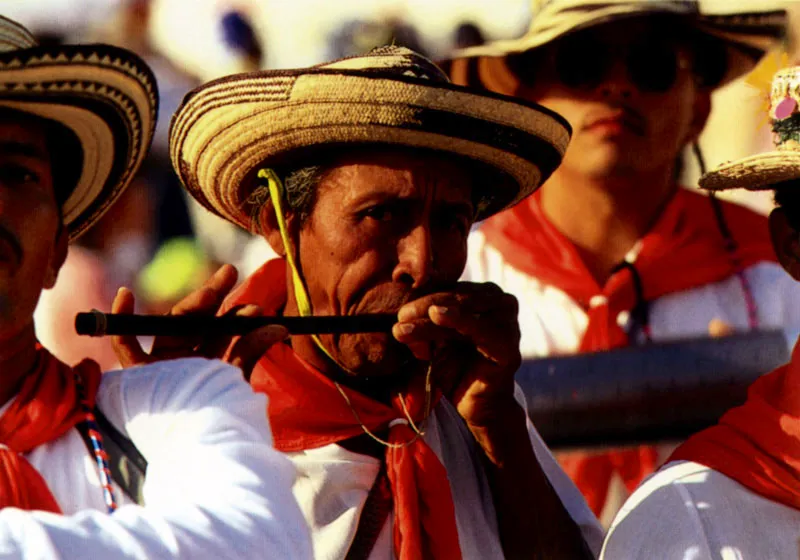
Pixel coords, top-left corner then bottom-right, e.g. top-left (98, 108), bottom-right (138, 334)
top-left (116, 45), bottom-right (604, 558)
top-left (0, 15), bottom-right (311, 559)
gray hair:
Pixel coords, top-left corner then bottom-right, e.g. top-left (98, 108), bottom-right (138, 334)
top-left (248, 164), bottom-right (328, 233)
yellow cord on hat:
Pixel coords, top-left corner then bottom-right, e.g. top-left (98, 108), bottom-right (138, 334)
top-left (256, 168), bottom-right (432, 445)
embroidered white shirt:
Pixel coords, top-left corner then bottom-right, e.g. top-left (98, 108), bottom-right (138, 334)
top-left (0, 357), bottom-right (312, 559)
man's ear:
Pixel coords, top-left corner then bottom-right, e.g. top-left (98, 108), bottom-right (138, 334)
top-left (256, 199), bottom-right (301, 257)
top-left (687, 88), bottom-right (712, 144)
top-left (43, 223), bottom-right (68, 290)
top-left (769, 207), bottom-right (800, 280)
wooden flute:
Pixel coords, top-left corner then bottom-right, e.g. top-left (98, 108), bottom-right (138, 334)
top-left (75, 310), bottom-right (398, 337)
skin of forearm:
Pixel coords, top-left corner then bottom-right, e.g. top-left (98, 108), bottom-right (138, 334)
top-left (467, 401), bottom-right (595, 560)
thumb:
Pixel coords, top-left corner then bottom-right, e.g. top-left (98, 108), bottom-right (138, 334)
top-left (229, 325), bottom-right (289, 380)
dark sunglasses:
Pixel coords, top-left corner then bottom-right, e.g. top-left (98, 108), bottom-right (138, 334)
top-left (509, 34), bottom-right (691, 94)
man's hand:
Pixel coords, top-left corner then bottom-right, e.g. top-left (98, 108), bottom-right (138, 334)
top-left (392, 281), bottom-right (521, 429)
top-left (111, 264), bottom-right (287, 378)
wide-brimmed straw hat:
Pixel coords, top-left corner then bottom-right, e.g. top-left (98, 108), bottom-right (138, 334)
top-left (0, 16), bottom-right (158, 240)
top-left (700, 66), bottom-right (800, 191)
top-left (169, 45), bottom-right (571, 229)
top-left (448, 0), bottom-right (787, 93)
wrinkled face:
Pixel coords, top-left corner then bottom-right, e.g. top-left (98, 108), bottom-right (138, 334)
top-left (288, 149), bottom-right (475, 379)
top-left (513, 19), bottom-right (709, 182)
top-left (0, 115), bottom-right (64, 337)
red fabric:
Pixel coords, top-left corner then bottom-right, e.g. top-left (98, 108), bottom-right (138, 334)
top-left (669, 340), bottom-right (800, 511)
top-left (0, 347), bottom-right (102, 513)
top-left (225, 259), bottom-right (462, 560)
top-left (481, 188), bottom-right (777, 515)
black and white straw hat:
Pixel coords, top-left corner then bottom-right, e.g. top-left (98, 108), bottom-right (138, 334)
top-left (0, 16), bottom-right (158, 240)
top-left (449, 0), bottom-right (786, 93)
top-left (169, 45), bottom-right (571, 229)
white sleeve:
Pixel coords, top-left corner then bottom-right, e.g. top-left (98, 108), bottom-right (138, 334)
top-left (0, 358), bottom-right (312, 560)
top-left (513, 384), bottom-right (605, 557)
top-left (600, 467), bottom-right (713, 560)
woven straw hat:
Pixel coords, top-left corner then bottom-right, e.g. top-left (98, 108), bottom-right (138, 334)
top-left (0, 16), bottom-right (158, 240)
top-left (700, 66), bottom-right (800, 191)
top-left (449, 0), bottom-right (786, 93)
top-left (169, 45), bottom-right (571, 229)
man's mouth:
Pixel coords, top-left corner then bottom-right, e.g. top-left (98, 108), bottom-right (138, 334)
top-left (583, 107), bottom-right (646, 137)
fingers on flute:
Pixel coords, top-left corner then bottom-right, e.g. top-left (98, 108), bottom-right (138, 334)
top-left (228, 325), bottom-right (289, 381)
top-left (170, 264), bottom-right (238, 316)
top-left (198, 304), bottom-right (262, 359)
top-left (111, 287), bottom-right (150, 367)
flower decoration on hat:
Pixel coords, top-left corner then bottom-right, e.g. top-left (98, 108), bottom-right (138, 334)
top-left (769, 67), bottom-right (800, 149)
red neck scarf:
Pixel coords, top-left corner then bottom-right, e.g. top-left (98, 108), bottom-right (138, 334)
top-left (481, 187), bottom-right (777, 515)
top-left (480, 188), bottom-right (776, 351)
top-left (0, 346), bottom-right (102, 513)
top-left (669, 339), bottom-right (800, 511)
top-left (225, 259), bottom-right (462, 560)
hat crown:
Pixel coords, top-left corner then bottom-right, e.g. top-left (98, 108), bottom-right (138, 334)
top-left (0, 16), bottom-right (37, 53)
top-left (318, 45), bottom-right (449, 83)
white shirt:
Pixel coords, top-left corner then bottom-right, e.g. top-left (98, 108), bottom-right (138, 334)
top-left (287, 385), bottom-right (604, 559)
top-left (600, 460), bottom-right (800, 559)
top-left (0, 357), bottom-right (312, 560)
top-left (464, 230), bottom-right (800, 358)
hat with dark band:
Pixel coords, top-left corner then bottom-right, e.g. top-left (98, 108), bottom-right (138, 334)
top-left (0, 15), bottom-right (158, 240)
top-left (448, 0), bottom-right (787, 93)
top-left (700, 66), bottom-right (800, 192)
top-left (169, 45), bottom-right (571, 230)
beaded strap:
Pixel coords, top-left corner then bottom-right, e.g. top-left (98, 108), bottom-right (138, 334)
top-left (74, 371), bottom-right (118, 513)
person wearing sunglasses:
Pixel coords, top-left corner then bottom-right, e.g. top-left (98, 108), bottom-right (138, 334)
top-left (602, 64), bottom-right (800, 560)
top-left (447, 0), bottom-right (792, 525)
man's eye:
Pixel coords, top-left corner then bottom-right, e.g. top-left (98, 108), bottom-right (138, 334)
top-left (0, 164), bottom-right (39, 186)
top-left (363, 205), bottom-right (394, 222)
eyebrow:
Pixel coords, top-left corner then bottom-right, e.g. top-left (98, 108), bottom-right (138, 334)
top-left (0, 140), bottom-right (48, 161)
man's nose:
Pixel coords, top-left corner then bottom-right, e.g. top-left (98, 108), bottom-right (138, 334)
top-left (597, 58), bottom-right (633, 100)
top-left (392, 224), bottom-right (434, 289)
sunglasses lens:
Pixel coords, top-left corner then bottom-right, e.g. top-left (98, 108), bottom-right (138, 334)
top-left (628, 43), bottom-right (678, 93)
top-left (555, 37), bottom-right (608, 90)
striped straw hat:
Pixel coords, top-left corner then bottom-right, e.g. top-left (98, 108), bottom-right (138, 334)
top-left (169, 45), bottom-right (571, 229)
top-left (700, 66), bottom-right (800, 192)
top-left (0, 16), bottom-right (158, 240)
top-left (448, 0), bottom-right (786, 93)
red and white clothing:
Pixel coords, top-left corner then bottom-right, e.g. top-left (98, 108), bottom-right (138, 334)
top-left (601, 338), bottom-right (800, 558)
top-left (223, 259), bottom-right (604, 559)
top-left (462, 188), bottom-right (800, 521)
top-left (0, 350), bottom-right (312, 559)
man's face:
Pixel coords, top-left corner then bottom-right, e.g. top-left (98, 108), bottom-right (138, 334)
top-left (288, 149), bottom-right (475, 379)
top-left (0, 115), bottom-right (63, 337)
top-left (513, 19), bottom-right (709, 183)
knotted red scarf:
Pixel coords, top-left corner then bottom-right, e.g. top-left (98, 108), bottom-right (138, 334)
top-left (0, 346), bottom-right (102, 512)
top-left (481, 187), bottom-right (776, 514)
top-left (224, 259), bottom-right (462, 559)
top-left (669, 339), bottom-right (800, 511)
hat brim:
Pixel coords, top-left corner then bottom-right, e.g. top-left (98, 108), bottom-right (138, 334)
top-left (450, 5), bottom-right (786, 90)
top-left (699, 151), bottom-right (800, 191)
top-left (170, 69), bottom-right (571, 229)
top-left (0, 44), bottom-right (158, 240)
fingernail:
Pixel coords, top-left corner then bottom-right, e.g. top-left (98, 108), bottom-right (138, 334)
top-left (239, 304), bottom-right (261, 316)
top-left (396, 323), bottom-right (414, 336)
top-left (397, 307), bottom-right (413, 322)
top-left (431, 305), bottom-right (449, 316)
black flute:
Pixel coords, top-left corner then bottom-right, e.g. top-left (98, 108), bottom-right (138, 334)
top-left (75, 310), bottom-right (397, 337)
